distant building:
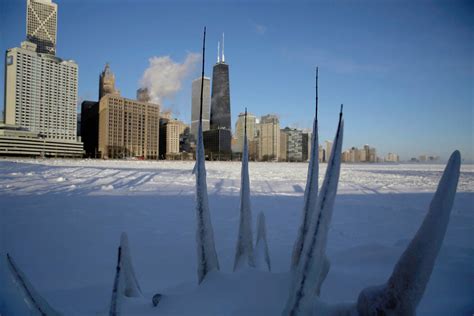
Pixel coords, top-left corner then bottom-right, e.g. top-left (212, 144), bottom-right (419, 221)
top-left (325, 141), bottom-right (333, 162)
top-left (160, 119), bottom-right (182, 159)
top-left (191, 77), bottom-right (211, 138)
top-left (258, 115), bottom-right (280, 161)
top-left (99, 63), bottom-right (120, 100)
top-left (0, 123), bottom-right (83, 157)
top-left (279, 130), bottom-right (288, 161)
top-left (3, 0), bottom-right (83, 158)
top-left (282, 127), bottom-right (303, 162)
top-left (136, 88), bottom-right (151, 103)
top-left (205, 36), bottom-right (232, 160)
top-left (302, 131), bottom-right (313, 161)
top-left (81, 101), bottom-right (99, 157)
top-left (319, 145), bottom-right (325, 162)
top-left (369, 147), bottom-right (377, 162)
top-left (98, 94), bottom-right (160, 159)
top-left (26, 0), bottom-right (57, 55)
top-left (210, 38), bottom-right (231, 131)
top-left (235, 112), bottom-right (257, 153)
top-left (386, 152), bottom-right (399, 163)
top-left (4, 42), bottom-right (79, 141)
top-left (203, 129), bottom-right (232, 160)
top-left (302, 132), bottom-right (310, 161)
top-left (248, 139), bottom-right (258, 161)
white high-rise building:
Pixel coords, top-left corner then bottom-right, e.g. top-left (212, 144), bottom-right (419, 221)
top-left (191, 77), bottom-right (211, 139)
top-left (4, 0), bottom-right (80, 145)
top-left (4, 41), bottom-right (78, 141)
top-left (26, 0), bottom-right (57, 55)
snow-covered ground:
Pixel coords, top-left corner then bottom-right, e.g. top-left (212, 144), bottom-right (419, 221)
top-left (1, 158), bottom-right (473, 315)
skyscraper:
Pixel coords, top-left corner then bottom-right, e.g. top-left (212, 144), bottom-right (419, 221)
top-left (210, 34), bottom-right (231, 131)
top-left (99, 63), bottom-right (120, 100)
top-left (258, 115), bottom-right (280, 161)
top-left (203, 34), bottom-right (232, 159)
top-left (26, 0), bottom-right (57, 55)
top-left (96, 64), bottom-right (160, 159)
top-left (191, 77), bottom-right (211, 138)
top-left (5, 0), bottom-right (78, 142)
top-left (1, 0), bottom-right (83, 157)
top-left (235, 112), bottom-right (256, 153)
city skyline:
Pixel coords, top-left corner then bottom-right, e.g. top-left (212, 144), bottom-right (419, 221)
top-left (1, 0), bottom-right (472, 162)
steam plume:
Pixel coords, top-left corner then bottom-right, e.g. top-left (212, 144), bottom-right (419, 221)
top-left (140, 53), bottom-right (200, 104)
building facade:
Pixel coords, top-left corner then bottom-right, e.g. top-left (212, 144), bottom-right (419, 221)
top-left (160, 120), bottom-right (180, 158)
top-left (282, 127), bottom-right (303, 162)
top-left (26, 0), bottom-right (57, 55)
top-left (279, 130), bottom-right (288, 161)
top-left (210, 63), bottom-right (231, 131)
top-left (258, 115), bottom-right (280, 161)
top-left (234, 112), bottom-right (257, 153)
top-left (80, 101), bottom-right (99, 157)
top-left (191, 77), bottom-right (211, 138)
top-left (98, 94), bottom-right (160, 159)
top-left (4, 43), bottom-right (79, 141)
top-left (99, 63), bottom-right (120, 100)
top-left (0, 123), bottom-right (83, 157)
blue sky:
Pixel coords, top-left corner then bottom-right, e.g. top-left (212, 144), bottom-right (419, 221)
top-left (1, 0), bottom-right (473, 161)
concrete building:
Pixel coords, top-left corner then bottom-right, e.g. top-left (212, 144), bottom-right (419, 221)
top-left (325, 141), bottom-right (333, 162)
top-left (26, 0), bottom-right (57, 55)
top-left (3, 0), bottom-right (83, 157)
top-left (81, 101), bottom-right (99, 157)
top-left (369, 147), bottom-right (377, 162)
top-left (203, 129), bottom-right (232, 160)
top-left (4, 41), bottom-right (79, 141)
top-left (359, 148), bottom-right (367, 162)
top-left (302, 132), bottom-right (310, 161)
top-left (235, 112), bottom-right (257, 153)
top-left (98, 94), bottom-right (160, 159)
top-left (282, 127), bottom-right (303, 162)
top-left (137, 88), bottom-right (150, 103)
top-left (99, 63), bottom-right (120, 100)
top-left (0, 123), bottom-right (83, 157)
top-left (204, 35), bottom-right (232, 160)
top-left (258, 115), bottom-right (280, 161)
top-left (160, 119), bottom-right (181, 158)
top-left (279, 130), bottom-right (288, 161)
top-left (210, 36), bottom-right (231, 131)
top-left (386, 152), bottom-right (399, 162)
top-left (319, 145), bottom-right (325, 162)
top-left (191, 77), bottom-right (211, 138)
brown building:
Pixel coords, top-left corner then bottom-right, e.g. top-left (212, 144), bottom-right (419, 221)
top-left (280, 130), bottom-right (288, 161)
top-left (98, 94), bottom-right (160, 159)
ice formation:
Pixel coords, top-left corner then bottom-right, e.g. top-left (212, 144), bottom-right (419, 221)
top-left (233, 109), bottom-right (256, 271)
top-left (355, 150), bottom-right (461, 315)
top-left (284, 105), bottom-right (344, 315)
top-left (5, 253), bottom-right (61, 316)
top-left (291, 67), bottom-right (320, 271)
top-left (255, 211), bottom-right (272, 272)
top-left (0, 32), bottom-right (463, 315)
top-left (192, 27), bottom-right (220, 284)
top-left (109, 232), bottom-right (144, 314)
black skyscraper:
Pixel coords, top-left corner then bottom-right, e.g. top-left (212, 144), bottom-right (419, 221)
top-left (210, 62), bottom-right (231, 130)
top-left (204, 34), bottom-right (232, 160)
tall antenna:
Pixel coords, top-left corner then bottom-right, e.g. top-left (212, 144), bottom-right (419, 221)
top-left (217, 41), bottom-right (220, 63)
top-left (244, 107), bottom-right (247, 141)
top-left (222, 32), bottom-right (225, 63)
top-left (316, 67), bottom-right (319, 120)
top-left (200, 27), bottom-right (206, 124)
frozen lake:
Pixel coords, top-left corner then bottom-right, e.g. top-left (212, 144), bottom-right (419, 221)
top-left (1, 159), bottom-right (473, 315)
